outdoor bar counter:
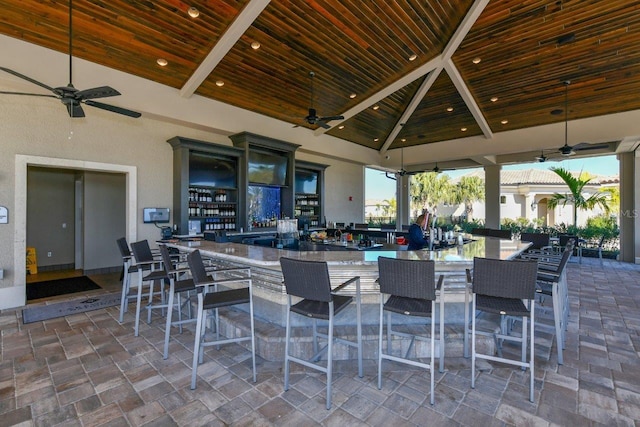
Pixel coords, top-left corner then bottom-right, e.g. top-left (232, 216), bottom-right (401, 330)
top-left (165, 236), bottom-right (531, 326)
top-left (164, 236), bottom-right (531, 361)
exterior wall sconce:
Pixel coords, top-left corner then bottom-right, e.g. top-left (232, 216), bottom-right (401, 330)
top-left (531, 201), bottom-right (537, 210)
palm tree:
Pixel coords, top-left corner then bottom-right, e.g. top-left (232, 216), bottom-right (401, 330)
top-left (450, 176), bottom-right (485, 222)
top-left (547, 167), bottom-right (613, 227)
top-left (410, 172), bottom-right (453, 215)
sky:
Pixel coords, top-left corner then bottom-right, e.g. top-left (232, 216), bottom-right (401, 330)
top-left (365, 155), bottom-right (619, 201)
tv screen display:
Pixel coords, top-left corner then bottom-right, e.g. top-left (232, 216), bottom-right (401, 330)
top-left (189, 152), bottom-right (237, 188)
top-left (143, 208), bottom-right (170, 223)
top-left (295, 169), bottom-right (318, 194)
top-left (248, 150), bottom-right (288, 186)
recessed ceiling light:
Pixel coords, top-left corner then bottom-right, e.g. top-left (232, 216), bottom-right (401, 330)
top-left (472, 57), bottom-right (481, 64)
top-left (501, 119), bottom-right (509, 124)
top-left (156, 58), bottom-right (168, 66)
top-left (490, 96), bottom-right (498, 102)
top-left (461, 127), bottom-right (468, 132)
top-left (349, 93), bottom-right (357, 99)
top-left (401, 138), bottom-right (406, 142)
top-left (338, 125), bottom-right (345, 130)
top-left (374, 138), bottom-right (379, 142)
top-left (446, 107), bottom-right (454, 112)
top-left (215, 80), bottom-right (225, 87)
top-left (409, 53), bottom-right (418, 61)
top-left (251, 41), bottom-right (261, 50)
top-left (373, 105), bottom-right (380, 110)
top-left (187, 7), bottom-right (200, 18)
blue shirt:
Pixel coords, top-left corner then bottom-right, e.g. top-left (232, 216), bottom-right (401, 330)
top-left (407, 223), bottom-right (429, 250)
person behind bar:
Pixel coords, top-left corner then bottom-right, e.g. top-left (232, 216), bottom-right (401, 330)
top-left (407, 213), bottom-right (429, 250)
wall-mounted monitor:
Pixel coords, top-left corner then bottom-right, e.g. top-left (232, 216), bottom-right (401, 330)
top-left (248, 149), bottom-right (288, 186)
top-left (143, 207), bottom-right (170, 223)
top-left (295, 169), bottom-right (319, 194)
top-left (189, 152), bottom-right (237, 188)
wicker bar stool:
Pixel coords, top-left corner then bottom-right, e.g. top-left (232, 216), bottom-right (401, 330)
top-left (376, 256), bottom-right (444, 405)
top-left (280, 257), bottom-right (363, 410)
top-left (466, 257), bottom-right (539, 402)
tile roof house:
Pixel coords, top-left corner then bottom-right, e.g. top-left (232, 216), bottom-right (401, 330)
top-left (440, 169), bottom-right (619, 226)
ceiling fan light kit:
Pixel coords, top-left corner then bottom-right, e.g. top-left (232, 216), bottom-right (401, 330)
top-left (0, 0), bottom-right (140, 119)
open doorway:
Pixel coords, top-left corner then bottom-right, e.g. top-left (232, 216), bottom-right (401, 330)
top-left (11, 155), bottom-right (137, 308)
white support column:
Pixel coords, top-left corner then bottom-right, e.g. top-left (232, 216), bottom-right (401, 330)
top-left (397, 175), bottom-right (411, 229)
top-left (484, 165), bottom-right (502, 229)
top-left (619, 151), bottom-right (639, 263)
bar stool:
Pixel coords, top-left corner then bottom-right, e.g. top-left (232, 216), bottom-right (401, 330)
top-left (159, 245), bottom-right (197, 359)
top-left (376, 256), bottom-right (444, 405)
top-left (280, 257), bottom-right (363, 410)
top-left (116, 237), bottom-right (137, 323)
top-left (466, 257), bottom-right (538, 402)
top-left (187, 250), bottom-right (256, 389)
top-left (130, 240), bottom-right (169, 337)
top-left (535, 248), bottom-right (572, 365)
top-left (117, 237), bottom-right (165, 323)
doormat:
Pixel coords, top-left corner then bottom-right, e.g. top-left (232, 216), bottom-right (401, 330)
top-left (26, 276), bottom-right (101, 301)
top-left (22, 292), bottom-right (121, 324)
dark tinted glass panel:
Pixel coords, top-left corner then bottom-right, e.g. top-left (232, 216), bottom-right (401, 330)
top-left (248, 150), bottom-right (288, 186)
top-left (295, 169), bottom-right (318, 194)
top-left (189, 152), bottom-right (237, 188)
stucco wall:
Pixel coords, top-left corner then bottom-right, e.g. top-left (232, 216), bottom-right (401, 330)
top-left (0, 97), bottom-right (363, 309)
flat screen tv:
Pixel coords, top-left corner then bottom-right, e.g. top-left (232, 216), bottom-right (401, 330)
top-left (295, 169), bottom-right (318, 194)
top-left (189, 152), bottom-right (237, 188)
top-left (143, 208), bottom-right (170, 223)
top-left (248, 149), bottom-right (288, 186)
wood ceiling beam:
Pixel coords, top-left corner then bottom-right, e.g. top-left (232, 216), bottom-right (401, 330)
top-left (379, 0), bottom-right (490, 153)
top-left (313, 54), bottom-right (443, 137)
top-left (379, 68), bottom-right (442, 153)
top-left (445, 59), bottom-right (493, 139)
top-left (180, 0), bottom-right (270, 98)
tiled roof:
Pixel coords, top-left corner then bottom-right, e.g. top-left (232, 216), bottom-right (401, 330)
top-left (455, 169), bottom-right (619, 186)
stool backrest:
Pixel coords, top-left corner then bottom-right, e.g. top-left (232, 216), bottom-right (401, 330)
top-left (280, 257), bottom-right (332, 302)
top-left (131, 240), bottom-right (154, 263)
top-left (472, 257), bottom-right (538, 299)
top-left (377, 256), bottom-right (436, 300)
top-left (520, 232), bottom-right (550, 250)
top-left (187, 250), bottom-right (208, 286)
top-left (116, 237), bottom-right (131, 259)
top-left (159, 245), bottom-right (173, 273)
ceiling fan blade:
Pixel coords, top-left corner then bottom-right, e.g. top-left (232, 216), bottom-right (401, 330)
top-left (0, 67), bottom-right (56, 93)
top-left (0, 91), bottom-right (58, 98)
top-left (67, 102), bottom-right (85, 118)
top-left (84, 100), bottom-right (141, 118)
top-left (319, 115), bottom-right (344, 122)
top-left (573, 142), bottom-right (610, 151)
top-left (316, 120), bottom-right (331, 129)
top-left (76, 86), bottom-right (121, 100)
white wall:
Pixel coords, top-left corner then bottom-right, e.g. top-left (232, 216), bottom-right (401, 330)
top-left (0, 95), bottom-right (363, 309)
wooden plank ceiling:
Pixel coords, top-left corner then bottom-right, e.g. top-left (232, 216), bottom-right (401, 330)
top-left (1, 0), bottom-right (640, 155)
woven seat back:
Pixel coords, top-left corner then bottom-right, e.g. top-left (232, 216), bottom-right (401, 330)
top-left (131, 240), bottom-right (154, 263)
top-left (116, 237), bottom-right (130, 258)
top-left (520, 232), bottom-right (550, 250)
top-left (552, 247), bottom-right (573, 275)
top-left (187, 250), bottom-right (209, 286)
top-left (472, 257), bottom-right (538, 300)
top-left (280, 257), bottom-right (332, 302)
top-left (377, 257), bottom-right (436, 300)
top-left (159, 245), bottom-right (173, 273)
top-left (558, 234), bottom-right (578, 247)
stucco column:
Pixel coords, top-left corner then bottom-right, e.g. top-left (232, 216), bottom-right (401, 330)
top-left (619, 151), bottom-right (639, 263)
top-left (397, 174), bottom-right (411, 230)
top-left (484, 165), bottom-right (502, 229)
